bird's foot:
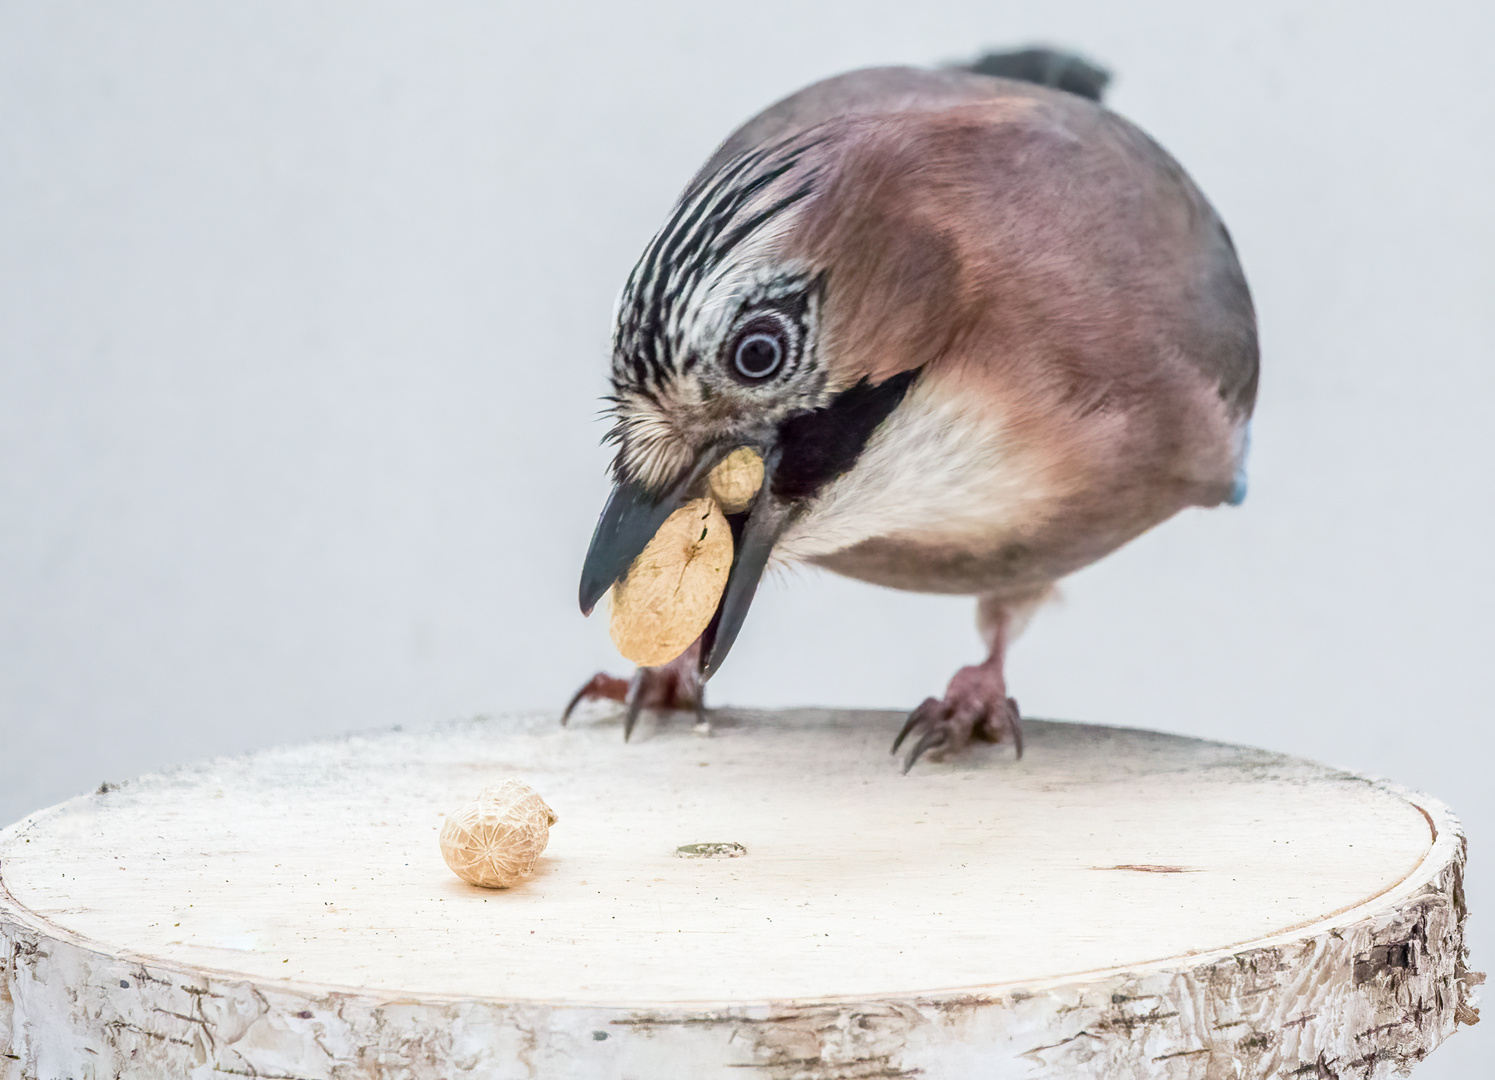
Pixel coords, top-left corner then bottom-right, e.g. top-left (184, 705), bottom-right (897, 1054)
top-left (561, 672), bottom-right (631, 719)
top-left (562, 641), bottom-right (704, 740)
top-left (892, 661), bottom-right (1022, 773)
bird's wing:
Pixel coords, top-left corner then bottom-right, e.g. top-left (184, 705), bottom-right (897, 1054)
top-left (778, 84), bottom-right (1257, 422)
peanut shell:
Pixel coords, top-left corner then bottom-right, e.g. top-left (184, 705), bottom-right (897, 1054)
top-left (609, 497), bottom-right (733, 667)
top-left (439, 779), bottom-right (557, 889)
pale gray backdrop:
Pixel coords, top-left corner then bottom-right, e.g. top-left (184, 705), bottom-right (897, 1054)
top-left (2, 2), bottom-right (1490, 1073)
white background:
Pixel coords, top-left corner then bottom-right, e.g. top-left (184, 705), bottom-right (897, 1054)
top-left (2, 2), bottom-right (1490, 1072)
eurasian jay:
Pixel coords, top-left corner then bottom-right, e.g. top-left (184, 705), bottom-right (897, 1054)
top-left (569, 49), bottom-right (1258, 770)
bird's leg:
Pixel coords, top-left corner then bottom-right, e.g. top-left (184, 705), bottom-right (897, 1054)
top-left (561, 637), bottom-right (705, 740)
top-left (893, 586), bottom-right (1054, 772)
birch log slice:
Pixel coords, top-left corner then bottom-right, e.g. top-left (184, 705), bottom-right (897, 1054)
top-left (0, 710), bottom-right (1478, 1079)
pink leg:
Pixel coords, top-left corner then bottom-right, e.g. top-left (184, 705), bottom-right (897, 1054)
top-left (893, 587), bottom-right (1053, 773)
top-left (562, 637), bottom-right (705, 740)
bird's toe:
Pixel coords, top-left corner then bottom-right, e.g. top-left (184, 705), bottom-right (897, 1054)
top-left (894, 697), bottom-right (979, 772)
top-left (976, 695), bottom-right (1024, 758)
top-left (896, 666), bottom-right (1024, 771)
top-left (561, 672), bottom-right (632, 725)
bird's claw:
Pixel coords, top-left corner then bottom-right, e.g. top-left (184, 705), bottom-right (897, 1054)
top-left (562, 644), bottom-right (705, 740)
top-left (893, 664), bottom-right (1023, 772)
top-left (621, 665), bottom-right (706, 740)
top-left (561, 672), bottom-right (631, 725)
top-left (893, 699), bottom-right (955, 772)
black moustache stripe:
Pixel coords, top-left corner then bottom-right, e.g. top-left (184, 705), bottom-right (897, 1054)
top-left (772, 369), bottom-right (920, 501)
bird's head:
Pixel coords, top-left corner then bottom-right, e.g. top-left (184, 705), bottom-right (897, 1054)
top-left (578, 122), bottom-right (946, 678)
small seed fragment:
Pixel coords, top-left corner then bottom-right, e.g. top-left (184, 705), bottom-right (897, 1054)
top-left (707, 447), bottom-right (765, 514)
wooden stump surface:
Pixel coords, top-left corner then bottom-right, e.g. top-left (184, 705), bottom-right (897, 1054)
top-left (0, 708), bottom-right (1479, 1078)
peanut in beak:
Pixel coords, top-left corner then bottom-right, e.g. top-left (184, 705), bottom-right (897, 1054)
top-left (607, 449), bottom-right (764, 667)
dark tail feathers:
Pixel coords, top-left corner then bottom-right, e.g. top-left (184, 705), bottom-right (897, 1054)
top-left (963, 47), bottom-right (1111, 102)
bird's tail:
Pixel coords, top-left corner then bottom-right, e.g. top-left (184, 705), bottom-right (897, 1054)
top-left (961, 47), bottom-right (1111, 103)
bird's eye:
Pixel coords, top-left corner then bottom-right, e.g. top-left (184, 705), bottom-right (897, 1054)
top-left (731, 328), bottom-right (785, 382)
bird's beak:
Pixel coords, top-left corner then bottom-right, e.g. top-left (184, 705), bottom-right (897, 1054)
top-left (577, 451), bottom-right (722, 618)
top-left (697, 470), bottom-right (795, 679)
top-left (577, 445), bottom-right (796, 680)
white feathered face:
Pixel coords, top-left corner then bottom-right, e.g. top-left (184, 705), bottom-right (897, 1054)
top-left (600, 126), bottom-right (842, 492)
top-left (607, 266), bottom-right (826, 491)
top-left (581, 125), bottom-right (919, 680)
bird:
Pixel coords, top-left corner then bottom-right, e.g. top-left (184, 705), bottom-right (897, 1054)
top-left (566, 47), bottom-right (1258, 771)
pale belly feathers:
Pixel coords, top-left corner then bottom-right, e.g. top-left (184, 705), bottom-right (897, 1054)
top-left (775, 374), bottom-right (1243, 597)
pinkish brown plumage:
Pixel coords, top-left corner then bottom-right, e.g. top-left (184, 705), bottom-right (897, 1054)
top-left (572, 50), bottom-right (1257, 767)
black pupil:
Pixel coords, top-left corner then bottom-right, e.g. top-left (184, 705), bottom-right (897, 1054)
top-left (735, 333), bottom-right (782, 379)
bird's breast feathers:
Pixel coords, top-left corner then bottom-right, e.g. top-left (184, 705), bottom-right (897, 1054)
top-left (778, 360), bottom-right (1247, 597)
